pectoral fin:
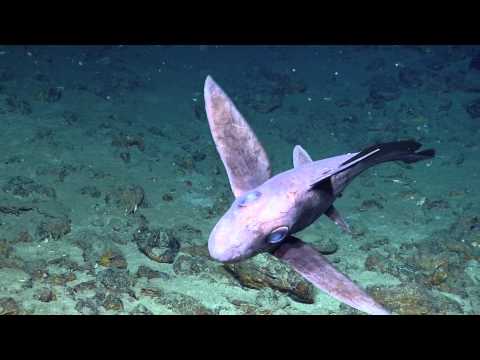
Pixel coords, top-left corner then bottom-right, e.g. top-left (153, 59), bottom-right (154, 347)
top-left (325, 205), bottom-right (351, 234)
top-left (204, 76), bottom-right (271, 198)
top-left (272, 236), bottom-right (390, 315)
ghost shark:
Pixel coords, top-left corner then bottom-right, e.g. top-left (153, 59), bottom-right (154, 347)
top-left (204, 75), bottom-right (435, 315)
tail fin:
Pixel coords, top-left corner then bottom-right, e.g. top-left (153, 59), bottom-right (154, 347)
top-left (331, 140), bottom-right (435, 195)
top-left (341, 140), bottom-right (435, 167)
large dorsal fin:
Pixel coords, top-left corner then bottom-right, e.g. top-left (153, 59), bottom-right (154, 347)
top-left (293, 145), bottom-right (313, 168)
top-left (273, 236), bottom-right (390, 315)
top-left (204, 76), bottom-right (271, 198)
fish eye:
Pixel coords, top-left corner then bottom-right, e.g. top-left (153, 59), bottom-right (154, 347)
top-left (266, 226), bottom-right (289, 244)
top-left (238, 190), bottom-right (262, 207)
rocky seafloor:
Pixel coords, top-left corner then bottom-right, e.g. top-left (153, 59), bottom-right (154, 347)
top-left (0, 45), bottom-right (479, 315)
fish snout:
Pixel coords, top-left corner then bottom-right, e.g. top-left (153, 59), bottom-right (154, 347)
top-left (208, 234), bottom-right (244, 263)
top-left (207, 223), bottom-right (258, 263)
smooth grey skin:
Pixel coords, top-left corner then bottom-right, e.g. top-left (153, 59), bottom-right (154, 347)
top-left (204, 75), bottom-right (434, 315)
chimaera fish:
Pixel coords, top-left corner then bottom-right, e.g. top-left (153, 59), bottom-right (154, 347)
top-left (203, 75), bottom-right (435, 315)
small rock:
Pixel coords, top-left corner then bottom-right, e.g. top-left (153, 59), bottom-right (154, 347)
top-left (80, 185), bottom-right (101, 198)
top-left (15, 230), bottom-right (33, 243)
top-left (465, 98), bottom-right (480, 119)
top-left (73, 280), bottom-right (97, 294)
top-left (98, 250), bottom-right (128, 269)
top-left (36, 218), bottom-right (71, 240)
top-left (368, 284), bottom-right (463, 315)
top-left (45, 87), bottom-right (63, 103)
top-left (97, 268), bottom-right (135, 293)
top-left (120, 152), bottom-right (130, 163)
top-left (141, 288), bottom-right (214, 315)
top-left (359, 199), bottom-right (384, 211)
top-left (105, 185), bottom-right (146, 214)
top-left (162, 193), bottom-right (174, 202)
top-left (368, 75), bottom-right (401, 102)
top-left (136, 265), bottom-right (170, 280)
top-left (0, 297), bottom-right (23, 315)
top-left (111, 132), bottom-right (145, 152)
top-left (398, 67), bottom-right (423, 88)
top-left (181, 244), bottom-right (210, 258)
top-left (173, 254), bottom-right (204, 275)
top-left (134, 226), bottom-right (180, 264)
top-left (316, 238), bottom-right (338, 255)
top-left (47, 272), bottom-right (77, 286)
top-left (469, 53), bottom-right (480, 71)
top-left (35, 288), bottom-right (56, 303)
top-left (102, 294), bottom-right (124, 312)
top-left (129, 304), bottom-right (154, 315)
top-left (75, 298), bottom-right (99, 315)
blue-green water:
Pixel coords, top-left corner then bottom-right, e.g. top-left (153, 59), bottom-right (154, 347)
top-left (0, 45), bottom-right (479, 314)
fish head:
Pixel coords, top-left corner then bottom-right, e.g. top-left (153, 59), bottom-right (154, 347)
top-left (208, 186), bottom-right (295, 263)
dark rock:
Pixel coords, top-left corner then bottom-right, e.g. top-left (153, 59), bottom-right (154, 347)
top-left (134, 226), bottom-right (180, 264)
top-left (0, 205), bottom-right (34, 216)
top-left (120, 152), bottom-right (130, 163)
top-left (105, 185), bottom-right (145, 214)
top-left (224, 253), bottom-right (315, 304)
top-left (241, 67), bottom-right (307, 114)
top-left (111, 132), bottom-right (145, 152)
top-left (192, 150), bottom-right (206, 162)
top-left (96, 268), bottom-right (135, 293)
top-left (129, 304), bottom-right (154, 315)
top-left (469, 53), bottom-right (480, 71)
top-left (2, 176), bottom-right (56, 199)
top-left (0, 239), bottom-right (12, 258)
top-left (14, 230), bottom-right (33, 243)
top-left (437, 98), bottom-right (453, 112)
top-left (365, 252), bottom-right (390, 273)
top-left (229, 298), bottom-right (273, 315)
top-left (98, 250), bottom-right (128, 269)
top-left (359, 199), bottom-right (384, 211)
top-left (316, 238), bottom-right (338, 255)
top-left (0, 68), bottom-right (14, 82)
top-left (140, 288), bottom-right (215, 315)
top-left (162, 193), bottom-right (174, 202)
top-left (421, 55), bottom-right (446, 71)
top-left (359, 237), bottom-right (390, 251)
top-left (368, 75), bottom-right (401, 102)
top-left (368, 284), bottom-right (463, 314)
top-left (5, 95), bottom-right (32, 115)
top-left (444, 71), bottom-right (467, 91)
top-left (36, 217), bottom-right (71, 240)
top-left (80, 185), bottom-right (101, 198)
top-left (136, 265), bottom-right (170, 280)
top-left (73, 280), bottom-right (97, 294)
top-left (0, 297), bottom-right (23, 315)
top-left (398, 67), bottom-right (423, 88)
top-left (365, 58), bottom-right (386, 72)
top-left (47, 257), bottom-right (82, 272)
top-left (62, 110), bottom-right (78, 125)
top-left (465, 98), bottom-right (480, 119)
top-left (75, 298), bottom-right (99, 315)
top-left (34, 288), bottom-right (56, 303)
top-left (181, 244), bottom-right (210, 258)
top-left (147, 126), bottom-right (167, 137)
top-left (45, 87), bottom-right (63, 103)
top-left (193, 101), bottom-right (206, 121)
top-left (47, 272), bottom-right (77, 286)
top-left (173, 255), bottom-right (204, 275)
top-left (102, 294), bottom-right (123, 311)
top-left (423, 199), bottom-right (450, 210)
